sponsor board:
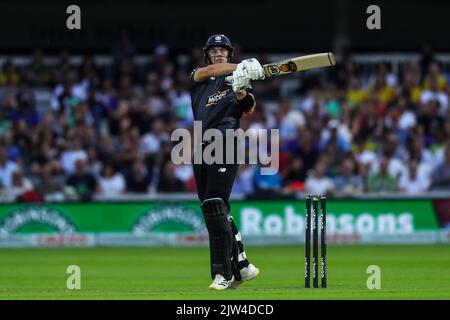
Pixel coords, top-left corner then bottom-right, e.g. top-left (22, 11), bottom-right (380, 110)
top-left (358, 231), bottom-right (438, 244)
top-left (0, 199), bottom-right (445, 247)
top-left (0, 206), bottom-right (77, 236)
top-left (235, 201), bottom-right (438, 237)
top-left (98, 233), bottom-right (209, 247)
top-left (0, 231), bottom-right (442, 247)
top-left (132, 205), bottom-right (206, 234)
top-left (34, 233), bottom-right (96, 247)
top-left (98, 233), bottom-right (178, 246)
top-left (0, 235), bottom-right (34, 247)
top-left (438, 229), bottom-right (450, 243)
top-left (0, 234), bottom-right (96, 247)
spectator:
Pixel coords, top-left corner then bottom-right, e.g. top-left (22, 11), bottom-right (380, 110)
top-left (97, 133), bottom-right (115, 164)
top-left (334, 158), bottom-right (363, 196)
top-left (430, 129), bottom-right (447, 166)
top-left (0, 146), bottom-right (18, 188)
top-left (388, 96), bottom-right (417, 145)
top-left (300, 88), bottom-right (325, 116)
top-left (173, 163), bottom-right (194, 186)
top-left (347, 76), bottom-right (367, 108)
top-left (31, 164), bottom-right (65, 197)
top-left (278, 99), bottom-right (305, 141)
top-left (400, 66), bottom-right (422, 104)
top-left (0, 62), bottom-right (20, 86)
top-left (50, 70), bottom-right (88, 113)
top-left (253, 162), bottom-right (282, 193)
top-left (169, 76), bottom-right (194, 127)
top-left (367, 156), bottom-right (399, 192)
top-left (11, 119), bottom-right (33, 156)
top-left (66, 159), bottom-right (97, 200)
top-left (399, 161), bottom-right (429, 194)
top-left (125, 159), bottom-right (151, 193)
top-left (319, 119), bottom-right (352, 154)
top-left (145, 44), bottom-right (170, 76)
top-left (353, 138), bottom-right (377, 168)
top-left (304, 162), bottom-right (335, 195)
top-left (8, 170), bottom-right (34, 200)
top-left (282, 157), bottom-right (305, 192)
top-left (157, 162), bottom-right (185, 193)
top-left (97, 163), bottom-right (126, 196)
top-left (423, 61), bottom-right (447, 91)
top-left (86, 146), bottom-right (102, 177)
top-left (420, 77), bottom-right (448, 114)
top-left (419, 44), bottom-right (434, 78)
top-left (352, 100), bottom-right (384, 141)
top-left (139, 118), bottom-right (168, 156)
top-left (418, 99), bottom-right (445, 146)
top-left (367, 70), bottom-right (396, 105)
top-left (60, 140), bottom-right (88, 174)
top-left (369, 142), bottom-right (407, 180)
top-left (406, 136), bottom-right (434, 185)
top-left (430, 146), bottom-right (450, 190)
top-left (30, 141), bottom-right (59, 175)
top-left (232, 164), bottom-right (255, 194)
top-left (289, 129), bottom-right (319, 175)
top-left (25, 49), bottom-right (52, 86)
top-left (356, 161), bottom-right (370, 191)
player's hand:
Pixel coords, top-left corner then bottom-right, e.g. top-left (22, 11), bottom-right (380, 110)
top-left (240, 58), bottom-right (265, 80)
top-left (231, 68), bottom-right (251, 92)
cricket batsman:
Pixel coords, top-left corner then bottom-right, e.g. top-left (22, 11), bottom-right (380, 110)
top-left (189, 34), bottom-right (264, 290)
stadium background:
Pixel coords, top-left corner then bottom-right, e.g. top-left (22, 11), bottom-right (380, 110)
top-left (0, 0), bottom-right (449, 300)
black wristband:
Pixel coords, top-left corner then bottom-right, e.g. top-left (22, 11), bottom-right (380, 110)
top-left (237, 93), bottom-right (255, 112)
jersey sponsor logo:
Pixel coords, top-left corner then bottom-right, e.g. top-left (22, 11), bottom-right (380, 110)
top-left (218, 168), bottom-right (227, 173)
top-left (206, 89), bottom-right (230, 107)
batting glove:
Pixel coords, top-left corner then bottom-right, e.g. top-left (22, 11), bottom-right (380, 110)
top-left (240, 58), bottom-right (265, 80)
top-left (231, 68), bottom-right (251, 92)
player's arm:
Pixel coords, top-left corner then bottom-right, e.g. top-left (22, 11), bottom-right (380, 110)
top-left (236, 90), bottom-right (256, 114)
top-left (193, 63), bottom-right (238, 82)
top-left (230, 63), bottom-right (259, 114)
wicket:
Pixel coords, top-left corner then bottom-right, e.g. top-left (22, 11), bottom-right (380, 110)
top-left (305, 194), bottom-right (327, 288)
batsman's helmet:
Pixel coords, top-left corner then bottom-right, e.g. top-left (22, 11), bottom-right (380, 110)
top-left (203, 34), bottom-right (233, 64)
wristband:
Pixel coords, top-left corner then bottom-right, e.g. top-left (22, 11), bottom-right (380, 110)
top-left (237, 93), bottom-right (255, 112)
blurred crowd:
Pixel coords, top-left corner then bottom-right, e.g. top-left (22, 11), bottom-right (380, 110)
top-left (1, 34), bottom-right (450, 201)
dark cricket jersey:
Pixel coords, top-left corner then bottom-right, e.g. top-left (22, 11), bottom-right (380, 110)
top-left (189, 68), bottom-right (251, 134)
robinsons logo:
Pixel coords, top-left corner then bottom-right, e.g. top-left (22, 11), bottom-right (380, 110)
top-left (132, 205), bottom-right (206, 234)
top-left (0, 206), bottom-right (77, 236)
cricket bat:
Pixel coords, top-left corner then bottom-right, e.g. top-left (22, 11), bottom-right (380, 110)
top-left (226, 52), bottom-right (336, 83)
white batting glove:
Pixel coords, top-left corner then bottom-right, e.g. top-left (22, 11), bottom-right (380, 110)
top-left (240, 58), bottom-right (265, 80)
top-left (231, 68), bottom-right (251, 92)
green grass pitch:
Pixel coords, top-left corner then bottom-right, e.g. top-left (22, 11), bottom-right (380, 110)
top-left (0, 245), bottom-right (449, 299)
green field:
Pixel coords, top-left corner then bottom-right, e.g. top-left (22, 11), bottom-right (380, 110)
top-left (0, 245), bottom-right (449, 299)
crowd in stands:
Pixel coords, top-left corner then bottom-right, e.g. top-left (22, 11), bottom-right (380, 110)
top-left (1, 35), bottom-right (450, 201)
